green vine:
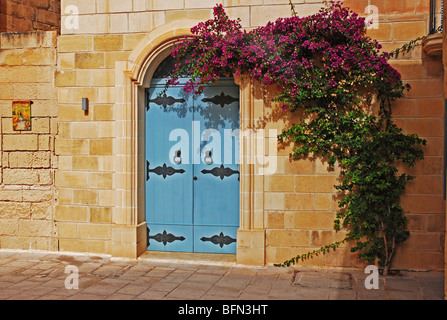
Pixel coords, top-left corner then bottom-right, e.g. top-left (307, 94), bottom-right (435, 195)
top-left (274, 238), bottom-right (349, 267)
top-left (289, 0), bottom-right (297, 17)
top-left (389, 25), bottom-right (443, 58)
top-left (276, 22), bottom-right (441, 270)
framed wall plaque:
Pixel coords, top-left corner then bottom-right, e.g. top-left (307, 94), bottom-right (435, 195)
top-left (12, 101), bottom-right (31, 131)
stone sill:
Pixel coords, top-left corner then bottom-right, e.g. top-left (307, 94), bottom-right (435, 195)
top-left (422, 33), bottom-right (443, 56)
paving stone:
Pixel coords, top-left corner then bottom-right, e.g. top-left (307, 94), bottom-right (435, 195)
top-left (187, 273), bottom-right (223, 283)
top-left (65, 292), bottom-right (105, 300)
top-left (242, 284), bottom-right (273, 295)
top-left (215, 277), bottom-right (251, 289)
top-left (90, 265), bottom-right (127, 277)
top-left (238, 292), bottom-right (268, 300)
top-left (81, 277), bottom-right (130, 295)
top-left (34, 294), bottom-right (66, 300)
top-left (127, 262), bottom-right (154, 272)
top-left (77, 274), bottom-right (103, 288)
top-left (148, 279), bottom-right (180, 292)
top-left (131, 276), bottom-right (163, 287)
top-left (329, 289), bottom-right (357, 300)
top-left (176, 280), bottom-right (216, 291)
top-left (15, 285), bottom-right (56, 297)
top-left (293, 271), bottom-right (353, 290)
top-left (3, 260), bottom-right (38, 269)
top-left (115, 270), bottom-right (147, 280)
top-left (166, 287), bottom-right (207, 300)
top-left (30, 261), bottom-right (61, 270)
top-left (106, 293), bottom-right (135, 300)
top-left (289, 287), bottom-right (331, 300)
top-left (385, 290), bottom-right (424, 300)
top-left (250, 274), bottom-right (279, 286)
top-left (77, 262), bottom-right (105, 274)
top-left (39, 278), bottom-right (66, 288)
top-left (145, 267), bottom-right (175, 278)
top-left (206, 285), bottom-right (242, 298)
top-left (170, 269), bottom-right (197, 277)
top-left (0, 289), bottom-right (22, 299)
top-left (0, 281), bottom-right (14, 288)
top-left (385, 278), bottom-right (420, 291)
top-left (202, 294), bottom-right (238, 300)
top-left (18, 268), bottom-right (47, 277)
top-left (8, 280), bottom-right (42, 291)
top-left (116, 284), bottom-right (148, 296)
top-left (0, 274), bottom-right (29, 283)
top-left (136, 289), bottom-right (169, 300)
top-left (195, 267), bottom-right (228, 275)
top-left (355, 289), bottom-right (387, 300)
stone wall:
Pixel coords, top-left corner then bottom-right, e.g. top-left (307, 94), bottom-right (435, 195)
top-left (0, 0), bottom-right (61, 33)
top-left (53, 0), bottom-right (445, 269)
top-left (0, 0), bottom-right (443, 273)
top-left (372, 0), bottom-right (445, 271)
top-left (262, 0), bottom-right (445, 270)
top-left (0, 31), bottom-right (58, 250)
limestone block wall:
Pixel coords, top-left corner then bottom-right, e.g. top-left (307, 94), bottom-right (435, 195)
top-left (263, 0), bottom-right (445, 270)
top-left (0, 31), bottom-right (58, 250)
top-left (54, 33), bottom-right (121, 254)
top-left (51, 0), bottom-right (445, 271)
top-left (373, 1), bottom-right (445, 271)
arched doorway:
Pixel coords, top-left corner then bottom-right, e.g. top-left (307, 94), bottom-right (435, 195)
top-left (120, 23), bottom-right (267, 265)
top-left (144, 56), bottom-right (240, 254)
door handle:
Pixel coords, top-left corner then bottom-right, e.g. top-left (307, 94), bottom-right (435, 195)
top-left (204, 150), bottom-right (213, 165)
top-left (173, 150), bottom-right (182, 165)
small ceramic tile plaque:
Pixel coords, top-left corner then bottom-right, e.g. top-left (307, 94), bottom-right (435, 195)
top-left (12, 101), bottom-right (31, 131)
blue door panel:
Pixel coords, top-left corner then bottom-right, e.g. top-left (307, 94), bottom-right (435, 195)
top-left (147, 223), bottom-right (193, 252)
top-left (145, 78), bottom-right (240, 254)
top-left (193, 171), bottom-right (240, 226)
top-left (146, 84), bottom-right (194, 251)
top-left (193, 83), bottom-right (240, 237)
top-left (193, 226), bottom-right (238, 254)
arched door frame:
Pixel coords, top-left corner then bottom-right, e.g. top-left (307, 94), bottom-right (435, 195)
top-left (114, 20), bottom-right (266, 265)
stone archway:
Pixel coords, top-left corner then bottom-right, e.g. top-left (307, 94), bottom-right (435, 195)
top-left (113, 20), bottom-right (267, 265)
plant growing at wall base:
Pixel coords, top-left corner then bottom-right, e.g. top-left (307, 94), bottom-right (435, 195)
top-left (164, 1), bottom-right (426, 275)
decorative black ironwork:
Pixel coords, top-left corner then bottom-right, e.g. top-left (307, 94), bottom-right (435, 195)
top-left (201, 165), bottom-right (239, 180)
top-left (201, 92), bottom-right (238, 108)
top-left (146, 161), bottom-right (185, 180)
top-left (147, 93), bottom-right (185, 110)
top-left (200, 232), bottom-right (236, 248)
top-left (147, 227), bottom-right (185, 247)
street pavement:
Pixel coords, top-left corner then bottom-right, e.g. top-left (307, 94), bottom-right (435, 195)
top-left (0, 249), bottom-right (444, 300)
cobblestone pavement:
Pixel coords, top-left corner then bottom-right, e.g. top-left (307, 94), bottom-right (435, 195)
top-left (0, 250), bottom-right (444, 300)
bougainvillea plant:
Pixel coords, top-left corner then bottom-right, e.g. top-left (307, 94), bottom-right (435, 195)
top-left (164, 1), bottom-right (426, 275)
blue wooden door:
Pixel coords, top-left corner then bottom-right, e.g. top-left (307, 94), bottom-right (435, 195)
top-left (192, 82), bottom-right (240, 254)
top-left (145, 78), bottom-right (239, 254)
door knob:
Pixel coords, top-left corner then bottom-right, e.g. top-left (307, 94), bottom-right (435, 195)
top-left (193, 176), bottom-right (198, 181)
top-left (173, 150), bottom-right (182, 165)
top-left (204, 150), bottom-right (213, 165)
